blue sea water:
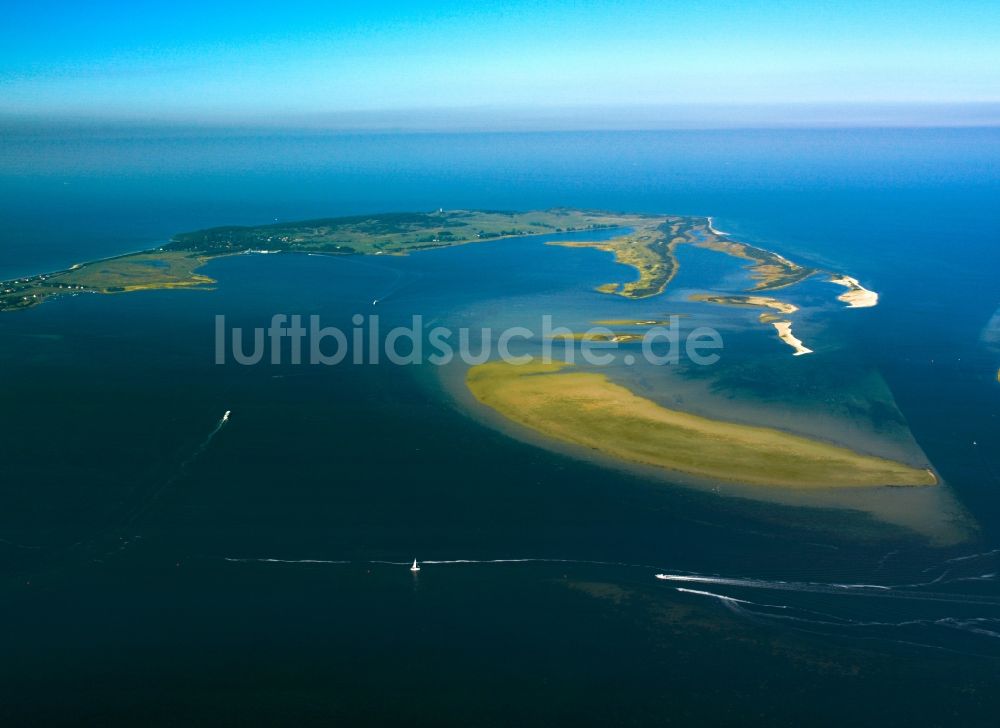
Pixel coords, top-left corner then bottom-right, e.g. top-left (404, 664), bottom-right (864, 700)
top-left (1, 127), bottom-right (999, 724)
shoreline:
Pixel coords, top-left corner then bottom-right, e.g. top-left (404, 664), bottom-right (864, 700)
top-left (0, 208), bottom-right (660, 312)
top-left (466, 360), bottom-right (938, 489)
top-left (706, 216), bottom-right (730, 237)
top-left (772, 321), bottom-right (814, 356)
top-left (2, 209), bottom-right (880, 317)
top-left (436, 355), bottom-right (965, 543)
top-left (828, 274), bottom-right (879, 308)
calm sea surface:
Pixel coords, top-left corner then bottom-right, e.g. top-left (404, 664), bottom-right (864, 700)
top-left (1, 127), bottom-right (999, 724)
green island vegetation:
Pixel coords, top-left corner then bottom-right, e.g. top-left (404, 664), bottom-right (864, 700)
top-left (0, 208), bottom-right (868, 315)
top-left (694, 234), bottom-right (817, 291)
top-left (466, 360), bottom-right (937, 489)
top-left (687, 294), bottom-right (798, 316)
top-left (548, 216), bottom-right (820, 300)
top-left (0, 208), bottom-right (659, 312)
top-left (0, 251), bottom-right (217, 311)
top-left (547, 221), bottom-right (680, 298)
top-left (542, 214), bottom-right (870, 364)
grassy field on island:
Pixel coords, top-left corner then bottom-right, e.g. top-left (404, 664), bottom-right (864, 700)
top-left (466, 361), bottom-right (938, 488)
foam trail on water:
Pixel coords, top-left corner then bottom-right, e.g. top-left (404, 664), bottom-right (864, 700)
top-left (225, 558), bottom-right (350, 565)
top-left (655, 572), bottom-right (1000, 606)
top-left (944, 549), bottom-right (1000, 565)
top-left (419, 558), bottom-right (630, 566)
top-left (159, 410), bottom-right (232, 482)
top-left (672, 588), bottom-right (835, 616)
top-left (657, 573), bottom-right (887, 592)
top-left (217, 556), bottom-right (1000, 609)
top-left (332, 254), bottom-right (418, 306)
top-left (116, 410), bottom-right (232, 534)
top-left (214, 554), bottom-right (1000, 653)
top-left (936, 618), bottom-right (1000, 640)
top-left (675, 586), bottom-right (1000, 651)
top-left (224, 556), bottom-right (657, 569)
top-left (675, 588), bottom-right (758, 605)
top-left (183, 410), bottom-right (230, 468)
top-left (422, 559), bottom-right (537, 564)
top-left (370, 558), bottom-right (654, 568)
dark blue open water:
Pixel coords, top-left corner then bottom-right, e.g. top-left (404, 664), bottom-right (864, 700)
top-left (1, 128), bottom-right (999, 725)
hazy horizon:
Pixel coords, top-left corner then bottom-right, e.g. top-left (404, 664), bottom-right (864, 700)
top-left (3, 102), bottom-right (1000, 135)
top-left (3, 1), bottom-right (998, 122)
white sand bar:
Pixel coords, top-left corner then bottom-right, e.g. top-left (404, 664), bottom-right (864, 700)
top-left (772, 321), bottom-right (813, 356)
top-left (829, 275), bottom-right (878, 308)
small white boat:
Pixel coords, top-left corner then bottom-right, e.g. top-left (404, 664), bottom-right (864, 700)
top-left (222, 410), bottom-right (231, 422)
top-left (410, 559), bottom-right (420, 572)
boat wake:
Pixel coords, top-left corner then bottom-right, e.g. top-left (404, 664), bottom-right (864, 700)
top-left (180, 410), bottom-right (230, 470)
top-left (119, 410), bottom-right (232, 530)
top-left (676, 585), bottom-right (1000, 654)
top-left (224, 557), bottom-right (349, 565)
top-left (228, 556), bottom-right (654, 569)
top-left (655, 560), bottom-right (1000, 656)
top-left (218, 550), bottom-right (1000, 655)
top-left (654, 571), bottom-right (1000, 606)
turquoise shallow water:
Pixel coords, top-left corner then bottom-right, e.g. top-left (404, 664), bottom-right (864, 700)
top-left (1, 127), bottom-right (999, 724)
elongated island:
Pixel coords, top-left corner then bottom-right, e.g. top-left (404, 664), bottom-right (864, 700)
top-left (1, 208), bottom-right (921, 491)
top-left (0, 209), bottom-right (650, 311)
top-left (0, 208), bottom-right (873, 315)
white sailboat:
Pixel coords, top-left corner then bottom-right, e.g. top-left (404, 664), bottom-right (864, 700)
top-left (410, 559), bottom-right (420, 572)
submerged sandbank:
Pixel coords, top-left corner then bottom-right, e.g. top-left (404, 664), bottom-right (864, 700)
top-left (466, 361), bottom-right (936, 489)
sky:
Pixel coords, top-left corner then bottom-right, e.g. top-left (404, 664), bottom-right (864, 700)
top-left (1, 0), bottom-right (998, 122)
